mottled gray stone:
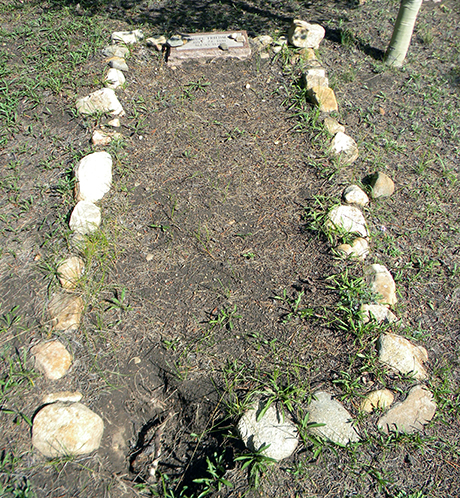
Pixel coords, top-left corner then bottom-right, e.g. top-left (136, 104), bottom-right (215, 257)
top-left (342, 185), bottom-right (369, 207)
top-left (370, 171), bottom-right (395, 198)
top-left (237, 402), bottom-right (298, 461)
top-left (307, 392), bottom-right (359, 445)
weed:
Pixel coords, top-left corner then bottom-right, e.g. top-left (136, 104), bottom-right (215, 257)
top-left (274, 289), bottom-right (315, 323)
top-left (235, 444), bottom-right (277, 488)
top-left (192, 451), bottom-right (233, 497)
top-left (208, 305), bottom-right (241, 332)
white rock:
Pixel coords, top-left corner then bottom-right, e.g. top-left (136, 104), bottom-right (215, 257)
top-left (361, 304), bottom-right (397, 324)
top-left (378, 386), bottom-right (436, 434)
top-left (327, 205), bottom-right (368, 237)
top-left (32, 402), bottom-right (104, 457)
top-left (43, 391), bottom-right (83, 404)
top-left (75, 152), bottom-right (112, 203)
top-left (32, 341), bottom-right (72, 380)
top-left (370, 171), bottom-right (395, 198)
top-left (364, 264), bottom-right (397, 306)
top-left (76, 88), bottom-right (125, 116)
top-left (331, 132), bottom-right (359, 165)
top-left (146, 35), bottom-right (167, 50)
top-left (378, 333), bottom-right (428, 380)
top-left (336, 237), bottom-right (369, 260)
top-left (105, 68), bottom-right (125, 89)
top-left (57, 256), bottom-right (84, 291)
top-left (237, 402), bottom-right (298, 461)
top-left (342, 185), bottom-right (369, 207)
top-left (307, 392), bottom-right (359, 445)
top-left (48, 293), bottom-right (84, 331)
top-left (111, 30), bottom-right (143, 44)
top-left (361, 389), bottom-right (394, 413)
top-left (323, 117), bottom-right (345, 135)
top-left (69, 201), bottom-right (101, 235)
top-left (102, 45), bottom-right (130, 58)
top-left (288, 20), bottom-right (325, 49)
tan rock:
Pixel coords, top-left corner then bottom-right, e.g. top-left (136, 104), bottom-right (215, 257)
top-left (364, 264), bottom-right (397, 306)
top-left (43, 391), bottom-right (83, 404)
top-left (288, 20), bottom-right (325, 49)
top-left (323, 117), bottom-right (345, 135)
top-left (69, 201), bottom-right (101, 235)
top-left (361, 389), bottom-right (394, 413)
top-left (342, 185), bottom-right (369, 207)
top-left (370, 171), bottom-right (395, 198)
top-left (336, 237), bottom-right (369, 260)
top-left (299, 47), bottom-right (317, 61)
top-left (302, 68), bottom-right (329, 90)
top-left (32, 402), bottom-right (104, 457)
top-left (32, 341), bottom-right (72, 380)
top-left (378, 386), bottom-right (436, 434)
top-left (48, 293), bottom-right (84, 331)
top-left (57, 256), bottom-right (84, 291)
top-left (92, 129), bottom-right (113, 146)
top-left (146, 35), bottom-right (167, 51)
top-left (308, 86), bottom-right (338, 113)
top-left (378, 333), bottom-right (428, 380)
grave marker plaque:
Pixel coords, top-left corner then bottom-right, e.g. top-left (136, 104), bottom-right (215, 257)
top-left (167, 31), bottom-right (251, 65)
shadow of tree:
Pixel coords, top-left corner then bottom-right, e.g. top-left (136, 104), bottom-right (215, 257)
top-left (43, 0), bottom-right (384, 60)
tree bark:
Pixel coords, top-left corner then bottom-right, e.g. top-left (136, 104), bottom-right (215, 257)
top-left (385, 0), bottom-right (422, 67)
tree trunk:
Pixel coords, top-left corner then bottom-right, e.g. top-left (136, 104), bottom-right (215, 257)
top-left (385, 0), bottom-right (422, 67)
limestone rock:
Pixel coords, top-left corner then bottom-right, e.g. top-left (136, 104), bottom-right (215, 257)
top-left (364, 264), bottom-right (397, 306)
top-left (92, 129), bottom-right (112, 146)
top-left (301, 67), bottom-right (329, 90)
top-left (69, 201), bottom-right (101, 235)
top-left (253, 35), bottom-right (273, 51)
top-left (299, 47), bottom-right (317, 61)
top-left (288, 20), bottom-right (325, 49)
top-left (361, 389), bottom-right (394, 413)
top-left (342, 185), bottom-right (369, 207)
top-left (308, 86), bottom-right (338, 113)
top-left (105, 68), bottom-right (125, 89)
top-left (43, 391), bottom-right (83, 404)
top-left (378, 333), bottom-right (428, 380)
top-left (370, 171), bottom-right (395, 198)
top-left (307, 392), bottom-right (359, 445)
top-left (32, 341), bottom-right (72, 380)
top-left (75, 152), bottom-right (112, 203)
top-left (108, 57), bottom-right (129, 72)
top-left (76, 88), bottom-right (124, 116)
top-left (107, 118), bottom-right (121, 128)
top-left (336, 237), bottom-right (369, 260)
top-left (32, 402), bottom-right (104, 457)
top-left (237, 402), bottom-right (298, 461)
top-left (146, 35), bottom-right (167, 51)
top-left (102, 45), bottom-right (129, 58)
top-left (111, 30), bottom-right (143, 44)
top-left (327, 205), bottom-right (368, 237)
top-left (331, 132), bottom-right (359, 165)
top-left (324, 117), bottom-right (345, 135)
top-left (361, 304), bottom-right (397, 324)
top-left (57, 256), bottom-right (84, 291)
top-left (48, 293), bottom-right (84, 332)
top-left (378, 386), bottom-right (436, 434)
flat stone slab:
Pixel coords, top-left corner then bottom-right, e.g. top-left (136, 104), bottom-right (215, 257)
top-left (167, 31), bottom-right (251, 65)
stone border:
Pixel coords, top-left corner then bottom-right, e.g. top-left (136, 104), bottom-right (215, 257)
top-left (30, 22), bottom-right (436, 465)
